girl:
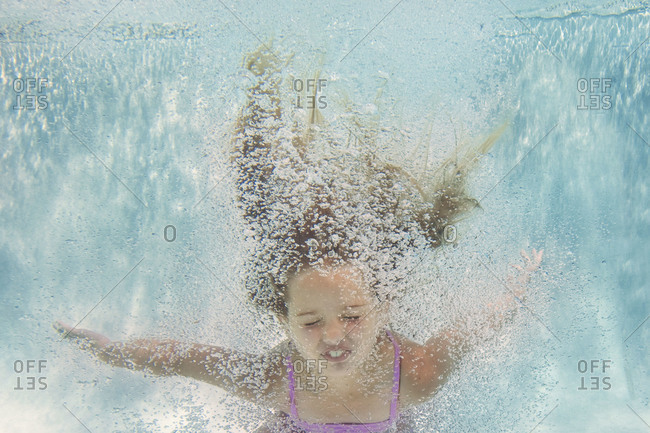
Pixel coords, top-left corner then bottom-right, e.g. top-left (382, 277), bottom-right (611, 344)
top-left (54, 44), bottom-right (543, 432)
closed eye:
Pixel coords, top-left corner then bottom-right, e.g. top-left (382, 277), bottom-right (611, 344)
top-left (303, 316), bottom-right (360, 327)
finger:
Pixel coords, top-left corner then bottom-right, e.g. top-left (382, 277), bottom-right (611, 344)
top-left (513, 288), bottom-right (525, 298)
top-left (53, 321), bottom-right (70, 333)
top-left (55, 322), bottom-right (87, 340)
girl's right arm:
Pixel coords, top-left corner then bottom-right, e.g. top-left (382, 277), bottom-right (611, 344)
top-left (53, 321), bottom-right (285, 405)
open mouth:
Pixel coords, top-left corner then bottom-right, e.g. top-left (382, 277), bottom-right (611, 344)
top-left (322, 349), bottom-right (351, 362)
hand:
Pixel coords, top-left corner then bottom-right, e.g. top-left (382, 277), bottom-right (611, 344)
top-left (507, 248), bottom-right (543, 298)
top-left (243, 42), bottom-right (293, 76)
top-left (511, 248), bottom-right (543, 274)
top-left (53, 320), bottom-right (111, 352)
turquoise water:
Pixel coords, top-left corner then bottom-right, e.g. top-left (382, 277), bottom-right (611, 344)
top-left (1, 1), bottom-right (648, 432)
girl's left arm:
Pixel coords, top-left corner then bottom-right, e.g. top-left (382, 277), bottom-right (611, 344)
top-left (479, 248), bottom-right (544, 331)
top-left (411, 249), bottom-right (543, 402)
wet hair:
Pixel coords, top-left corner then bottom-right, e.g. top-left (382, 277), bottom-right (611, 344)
top-left (230, 46), bottom-right (502, 319)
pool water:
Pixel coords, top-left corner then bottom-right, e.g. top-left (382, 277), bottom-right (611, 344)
top-left (1, 1), bottom-right (648, 432)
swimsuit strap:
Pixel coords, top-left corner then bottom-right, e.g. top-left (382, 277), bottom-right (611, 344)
top-left (385, 329), bottom-right (401, 420)
top-left (286, 329), bottom-right (401, 423)
top-left (285, 348), bottom-right (299, 418)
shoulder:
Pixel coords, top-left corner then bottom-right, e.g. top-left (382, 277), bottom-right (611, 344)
top-left (256, 340), bottom-right (291, 412)
top-left (391, 332), bottom-right (444, 409)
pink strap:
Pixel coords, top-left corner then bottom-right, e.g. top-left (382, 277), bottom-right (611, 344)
top-left (387, 329), bottom-right (400, 419)
top-left (286, 348), bottom-right (299, 418)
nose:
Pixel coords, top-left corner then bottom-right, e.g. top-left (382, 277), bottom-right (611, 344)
top-left (322, 319), bottom-right (346, 345)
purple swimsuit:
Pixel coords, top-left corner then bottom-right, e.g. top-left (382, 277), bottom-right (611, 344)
top-left (284, 329), bottom-right (401, 433)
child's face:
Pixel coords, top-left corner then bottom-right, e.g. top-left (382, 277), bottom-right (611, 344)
top-left (283, 264), bottom-right (388, 375)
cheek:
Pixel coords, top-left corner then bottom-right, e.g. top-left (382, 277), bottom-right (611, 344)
top-left (293, 326), bottom-right (321, 345)
top-left (355, 313), bottom-right (379, 331)
top-left (350, 317), bottom-right (382, 345)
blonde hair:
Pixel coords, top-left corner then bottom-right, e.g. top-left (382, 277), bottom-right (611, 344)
top-left (230, 44), bottom-right (507, 319)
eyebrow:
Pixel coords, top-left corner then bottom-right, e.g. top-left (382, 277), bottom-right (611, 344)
top-left (295, 304), bottom-right (369, 317)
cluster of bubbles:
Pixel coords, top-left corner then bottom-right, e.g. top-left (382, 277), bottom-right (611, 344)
top-left (236, 126), bottom-right (432, 317)
top-left (225, 46), bottom-right (468, 320)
